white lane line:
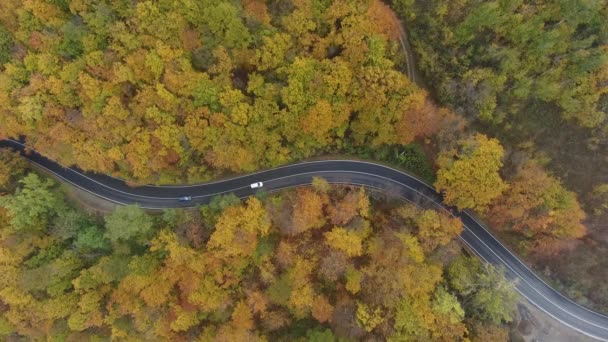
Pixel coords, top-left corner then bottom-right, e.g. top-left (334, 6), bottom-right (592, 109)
top-left (28, 159), bottom-right (129, 206)
top-left (260, 179), bottom-right (608, 341)
top-left (274, 170), bottom-right (608, 333)
top-left (463, 210), bottom-right (608, 320)
top-left (458, 235), bottom-right (607, 341)
top-left (7, 139), bottom-right (436, 188)
top-left (355, 174), bottom-right (608, 333)
top-left (6, 140), bottom-right (608, 335)
top-left (15, 137), bottom-right (608, 321)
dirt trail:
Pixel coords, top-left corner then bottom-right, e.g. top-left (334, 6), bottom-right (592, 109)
top-left (396, 20), bottom-right (426, 88)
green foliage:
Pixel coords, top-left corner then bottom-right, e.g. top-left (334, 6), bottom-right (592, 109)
top-left (0, 171), bottom-right (488, 340)
top-left (1, 173), bottom-right (59, 232)
top-left (346, 143), bottom-right (436, 183)
top-left (267, 274), bottom-right (292, 307)
top-left (104, 205), bottom-right (154, 244)
top-left (0, 316), bottom-right (14, 336)
top-left (74, 226), bottom-right (109, 251)
top-left (448, 255), bottom-right (518, 324)
top-left (345, 266), bottom-right (363, 294)
top-left (0, 24), bottom-right (13, 67)
top-left (306, 327), bottom-right (337, 342)
top-left (356, 301), bottom-right (384, 332)
top-left (203, 2), bottom-right (252, 49)
top-left (207, 193), bottom-right (242, 213)
top-left (391, 297), bottom-right (426, 341)
top-left (52, 207), bottom-right (91, 240)
top-left (191, 75), bottom-right (221, 110)
top-left (401, 0), bottom-right (608, 128)
top-left (431, 286), bottom-right (465, 323)
top-left (59, 20), bottom-right (85, 59)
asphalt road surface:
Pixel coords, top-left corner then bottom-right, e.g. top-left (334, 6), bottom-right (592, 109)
top-left (2, 138), bottom-right (608, 341)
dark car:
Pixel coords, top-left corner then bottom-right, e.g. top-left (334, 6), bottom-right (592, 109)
top-left (178, 196), bottom-right (192, 202)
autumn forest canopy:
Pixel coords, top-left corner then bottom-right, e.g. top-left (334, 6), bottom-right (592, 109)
top-left (0, 161), bottom-right (517, 340)
top-left (0, 0), bottom-right (607, 340)
top-left (0, 0), bottom-right (446, 183)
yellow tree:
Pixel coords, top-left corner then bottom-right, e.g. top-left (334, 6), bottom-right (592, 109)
top-left (325, 227), bottom-right (363, 257)
top-left (207, 198), bottom-right (270, 258)
top-left (415, 209), bottom-right (463, 252)
top-left (289, 188), bottom-right (328, 235)
top-left (435, 134), bottom-right (507, 211)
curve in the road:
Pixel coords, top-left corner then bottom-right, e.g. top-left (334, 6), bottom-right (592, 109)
top-left (1, 138), bottom-right (608, 341)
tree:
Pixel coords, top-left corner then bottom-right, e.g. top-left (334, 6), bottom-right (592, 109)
top-left (306, 328), bottom-right (337, 342)
top-left (242, 0), bottom-right (271, 26)
top-left (0, 24), bottom-right (13, 66)
top-left (311, 177), bottom-right (331, 194)
top-left (74, 226), bottom-right (110, 251)
top-left (288, 188), bottom-right (327, 235)
top-left (312, 295), bottom-right (334, 323)
top-left (400, 0), bottom-right (608, 128)
top-left (415, 209), bottom-right (463, 252)
top-left (591, 183), bottom-right (608, 216)
top-left (256, 33), bottom-right (292, 71)
top-left (0, 150), bottom-right (28, 191)
top-left (366, 0), bottom-right (401, 41)
top-left (1, 173), bottom-right (59, 232)
top-left (431, 286), bottom-right (464, 323)
top-left (325, 227), bottom-right (364, 257)
top-left (355, 301), bottom-right (384, 332)
top-left (327, 188), bottom-right (369, 225)
top-left (435, 134), bottom-right (507, 211)
top-left (448, 256), bottom-right (517, 324)
top-left (345, 266), bottom-right (363, 295)
top-left (286, 257), bottom-right (315, 318)
top-left (207, 197), bottom-right (270, 257)
top-left (104, 205), bottom-right (154, 244)
top-left (488, 161), bottom-right (586, 255)
top-left (469, 321), bottom-right (509, 342)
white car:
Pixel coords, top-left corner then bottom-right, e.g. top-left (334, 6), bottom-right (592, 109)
top-left (250, 182), bottom-right (263, 189)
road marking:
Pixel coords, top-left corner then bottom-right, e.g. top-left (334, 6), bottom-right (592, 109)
top-left (3, 139), bottom-right (608, 340)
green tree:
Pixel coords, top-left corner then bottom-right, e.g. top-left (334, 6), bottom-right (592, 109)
top-left (104, 205), bottom-right (154, 244)
top-left (0, 24), bottom-right (12, 66)
top-left (448, 255), bottom-right (517, 324)
top-left (431, 286), bottom-right (464, 323)
top-left (306, 328), bottom-right (336, 342)
top-left (1, 173), bottom-right (59, 232)
top-left (74, 226), bottom-right (109, 251)
top-left (400, 0), bottom-right (608, 128)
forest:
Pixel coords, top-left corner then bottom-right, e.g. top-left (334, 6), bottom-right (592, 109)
top-left (396, 0), bottom-right (608, 313)
top-left (0, 0), bottom-right (605, 339)
top-left (0, 156), bottom-right (517, 340)
top-left (0, 0), bottom-right (443, 183)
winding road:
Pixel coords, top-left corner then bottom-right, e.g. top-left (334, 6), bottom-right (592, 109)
top-left (1, 138), bottom-right (608, 340)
